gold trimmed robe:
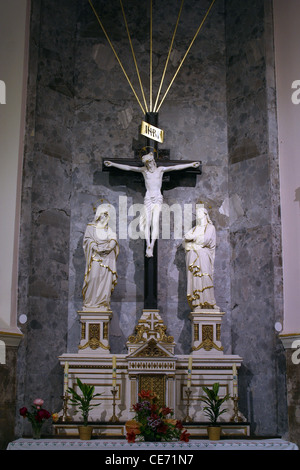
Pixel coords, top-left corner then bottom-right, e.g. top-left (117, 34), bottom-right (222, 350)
top-left (184, 223), bottom-right (217, 310)
top-left (82, 224), bottom-right (119, 310)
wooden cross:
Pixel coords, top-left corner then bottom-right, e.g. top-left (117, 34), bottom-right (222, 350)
top-left (103, 112), bottom-right (202, 309)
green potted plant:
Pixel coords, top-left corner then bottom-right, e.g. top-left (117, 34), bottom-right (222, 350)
top-left (200, 382), bottom-right (230, 440)
top-left (68, 378), bottom-right (102, 440)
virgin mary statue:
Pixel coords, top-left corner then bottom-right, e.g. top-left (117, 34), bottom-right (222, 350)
top-left (183, 206), bottom-right (219, 311)
top-left (82, 205), bottom-right (119, 311)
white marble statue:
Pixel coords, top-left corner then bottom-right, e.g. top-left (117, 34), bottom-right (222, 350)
top-left (82, 205), bottom-right (119, 311)
top-left (104, 152), bottom-right (199, 257)
top-left (183, 205), bottom-right (219, 311)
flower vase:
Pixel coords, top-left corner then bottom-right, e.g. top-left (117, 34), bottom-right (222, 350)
top-left (31, 423), bottom-right (42, 439)
top-left (207, 426), bottom-right (221, 440)
top-left (78, 425), bottom-right (93, 440)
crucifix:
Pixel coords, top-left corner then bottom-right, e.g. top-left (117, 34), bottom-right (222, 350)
top-left (103, 112), bottom-right (201, 309)
top-left (89, 0), bottom-right (214, 308)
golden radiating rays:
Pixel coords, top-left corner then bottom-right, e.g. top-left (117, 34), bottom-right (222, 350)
top-left (88, 0), bottom-right (216, 115)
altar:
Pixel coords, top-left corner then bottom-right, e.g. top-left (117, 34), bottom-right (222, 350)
top-left (57, 307), bottom-right (245, 427)
top-left (7, 438), bottom-right (298, 451)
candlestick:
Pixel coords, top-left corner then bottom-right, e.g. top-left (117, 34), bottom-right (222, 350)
top-left (63, 362), bottom-right (69, 395)
top-left (112, 355), bottom-right (117, 387)
top-left (232, 363), bottom-right (238, 397)
top-left (183, 388), bottom-right (193, 423)
top-left (60, 393), bottom-right (71, 422)
top-left (109, 387), bottom-right (119, 422)
top-left (230, 396), bottom-right (243, 422)
top-left (187, 356), bottom-right (192, 388)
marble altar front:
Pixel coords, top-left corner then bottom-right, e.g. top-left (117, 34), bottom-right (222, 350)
top-left (57, 308), bottom-right (245, 432)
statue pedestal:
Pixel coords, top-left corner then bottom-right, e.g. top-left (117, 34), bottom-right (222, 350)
top-left (189, 309), bottom-right (224, 356)
top-left (78, 309), bottom-right (112, 354)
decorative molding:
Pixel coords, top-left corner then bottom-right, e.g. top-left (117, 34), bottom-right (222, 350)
top-left (0, 329), bottom-right (23, 348)
top-left (279, 333), bottom-right (300, 350)
top-left (130, 338), bottom-right (170, 358)
top-left (127, 312), bottom-right (174, 345)
top-left (128, 361), bottom-right (176, 371)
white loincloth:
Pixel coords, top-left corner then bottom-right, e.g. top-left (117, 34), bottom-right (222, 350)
top-left (140, 194), bottom-right (163, 233)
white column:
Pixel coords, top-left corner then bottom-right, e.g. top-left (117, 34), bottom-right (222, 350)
top-left (273, 0), bottom-right (300, 338)
top-left (0, 0), bottom-right (30, 351)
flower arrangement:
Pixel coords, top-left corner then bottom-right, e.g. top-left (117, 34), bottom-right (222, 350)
top-left (126, 390), bottom-right (190, 443)
top-left (19, 398), bottom-right (54, 438)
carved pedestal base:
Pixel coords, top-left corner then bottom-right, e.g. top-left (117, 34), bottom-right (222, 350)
top-left (189, 309), bottom-right (224, 356)
top-left (126, 309), bottom-right (175, 355)
top-left (78, 309), bottom-right (112, 354)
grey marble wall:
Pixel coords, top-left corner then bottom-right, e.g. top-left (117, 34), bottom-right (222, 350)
top-left (16, 0), bottom-right (77, 436)
top-left (15, 0), bottom-right (287, 438)
top-left (226, 0), bottom-right (287, 435)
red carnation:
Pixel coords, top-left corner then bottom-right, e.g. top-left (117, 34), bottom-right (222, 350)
top-left (37, 409), bottom-right (51, 421)
top-left (19, 407), bottom-right (28, 418)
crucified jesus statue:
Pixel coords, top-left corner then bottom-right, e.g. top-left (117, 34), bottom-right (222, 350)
top-left (104, 152), bottom-right (200, 257)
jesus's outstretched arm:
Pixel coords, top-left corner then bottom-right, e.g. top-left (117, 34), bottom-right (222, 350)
top-left (162, 161), bottom-right (200, 172)
top-left (104, 161), bottom-right (143, 172)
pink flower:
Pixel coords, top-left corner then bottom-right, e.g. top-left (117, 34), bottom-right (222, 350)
top-left (34, 398), bottom-right (44, 408)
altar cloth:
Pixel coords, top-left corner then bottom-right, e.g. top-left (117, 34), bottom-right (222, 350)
top-left (6, 438), bottom-right (298, 451)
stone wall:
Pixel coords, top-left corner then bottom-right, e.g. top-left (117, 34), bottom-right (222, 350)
top-left (16, 0), bottom-right (77, 437)
top-left (225, 0), bottom-right (287, 435)
top-left (14, 0), bottom-right (287, 439)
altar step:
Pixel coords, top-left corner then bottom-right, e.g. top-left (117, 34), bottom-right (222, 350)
top-left (53, 421), bottom-right (250, 438)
